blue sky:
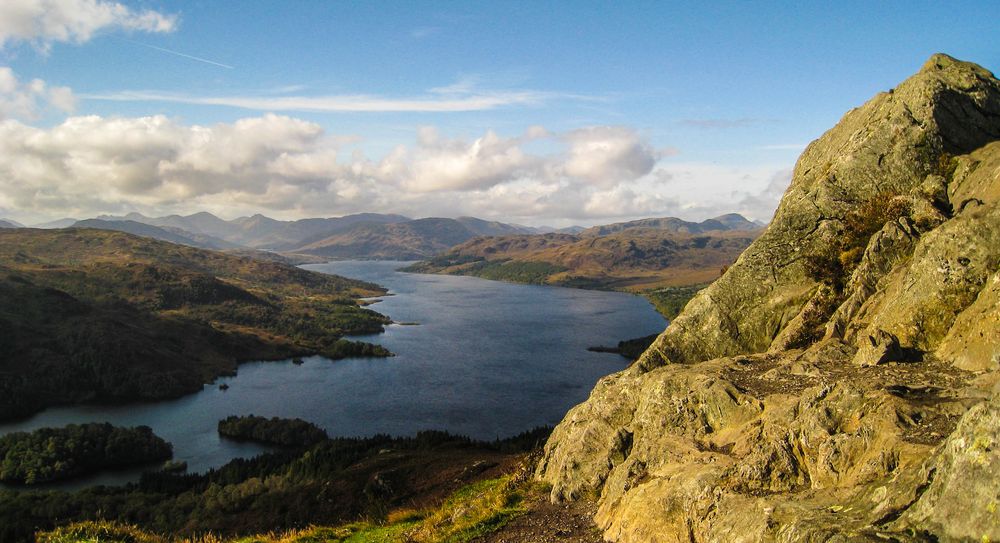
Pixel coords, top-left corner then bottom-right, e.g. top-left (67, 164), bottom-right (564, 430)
top-left (0, 1), bottom-right (996, 226)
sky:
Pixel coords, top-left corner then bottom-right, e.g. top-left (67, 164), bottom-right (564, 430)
top-left (0, 1), bottom-right (997, 227)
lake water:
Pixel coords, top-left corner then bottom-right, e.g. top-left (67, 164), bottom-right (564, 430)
top-left (0, 261), bottom-right (666, 489)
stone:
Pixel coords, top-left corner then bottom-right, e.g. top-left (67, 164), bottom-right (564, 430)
top-left (894, 389), bottom-right (1000, 540)
top-left (537, 55), bottom-right (1000, 542)
top-left (853, 329), bottom-right (905, 366)
top-left (637, 54), bottom-right (1000, 373)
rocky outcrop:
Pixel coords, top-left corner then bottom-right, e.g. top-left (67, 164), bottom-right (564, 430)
top-left (538, 54), bottom-right (1000, 542)
top-left (637, 53), bottom-right (1000, 371)
top-left (894, 387), bottom-right (1000, 540)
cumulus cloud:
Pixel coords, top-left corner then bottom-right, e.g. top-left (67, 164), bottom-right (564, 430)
top-left (561, 126), bottom-right (658, 187)
top-left (0, 107), bottom-right (791, 225)
top-left (0, 0), bottom-right (176, 50)
top-left (0, 113), bottom-right (328, 216)
top-left (0, 66), bottom-right (75, 119)
top-left (392, 127), bottom-right (545, 192)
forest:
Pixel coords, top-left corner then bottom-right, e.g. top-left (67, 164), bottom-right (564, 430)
top-left (0, 228), bottom-right (392, 421)
top-left (0, 423), bottom-right (171, 485)
top-left (217, 415), bottom-right (329, 447)
top-left (0, 422), bottom-right (551, 543)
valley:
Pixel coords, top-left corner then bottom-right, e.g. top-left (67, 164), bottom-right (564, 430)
top-left (22, 51), bottom-right (1000, 543)
top-left (1, 1), bottom-right (996, 539)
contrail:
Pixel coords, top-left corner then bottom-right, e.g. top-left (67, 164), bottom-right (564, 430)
top-left (119, 38), bottom-right (234, 70)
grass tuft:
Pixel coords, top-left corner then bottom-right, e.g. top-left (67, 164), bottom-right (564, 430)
top-left (37, 475), bottom-right (528, 543)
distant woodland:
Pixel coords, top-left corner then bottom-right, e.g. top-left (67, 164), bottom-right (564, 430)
top-left (0, 228), bottom-right (392, 421)
top-left (0, 422), bottom-right (551, 543)
top-left (0, 423), bottom-right (171, 484)
top-left (218, 415), bottom-right (329, 447)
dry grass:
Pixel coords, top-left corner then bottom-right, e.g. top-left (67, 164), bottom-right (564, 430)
top-left (36, 476), bottom-right (527, 543)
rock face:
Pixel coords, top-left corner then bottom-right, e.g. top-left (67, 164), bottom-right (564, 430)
top-left (537, 54), bottom-right (1000, 542)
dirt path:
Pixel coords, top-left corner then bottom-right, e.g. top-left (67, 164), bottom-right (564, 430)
top-left (474, 488), bottom-right (603, 543)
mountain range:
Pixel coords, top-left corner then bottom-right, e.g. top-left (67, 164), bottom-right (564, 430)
top-left (6, 211), bottom-right (762, 263)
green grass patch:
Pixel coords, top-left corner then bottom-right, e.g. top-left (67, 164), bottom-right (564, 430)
top-left (37, 520), bottom-right (166, 543)
top-left (643, 283), bottom-right (708, 320)
top-left (38, 476), bottom-right (528, 543)
top-left (463, 260), bottom-right (566, 285)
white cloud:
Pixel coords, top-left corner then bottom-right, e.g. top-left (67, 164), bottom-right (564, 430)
top-left (0, 66), bottom-right (75, 119)
top-left (734, 168), bottom-right (793, 221)
top-left (561, 126), bottom-right (658, 187)
top-left (0, 0), bottom-right (177, 50)
top-left (82, 75), bottom-right (602, 113)
top-left (410, 26), bottom-right (440, 40)
top-left (82, 88), bottom-right (563, 113)
top-left (0, 109), bottom-right (792, 226)
top-left (393, 127), bottom-right (545, 192)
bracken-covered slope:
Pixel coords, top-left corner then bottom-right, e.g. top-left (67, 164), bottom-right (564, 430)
top-left (405, 214), bottom-right (761, 291)
top-left (407, 228), bottom-right (758, 290)
top-left (537, 54), bottom-right (1000, 542)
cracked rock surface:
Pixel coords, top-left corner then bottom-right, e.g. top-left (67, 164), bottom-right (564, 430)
top-left (537, 54), bottom-right (1000, 542)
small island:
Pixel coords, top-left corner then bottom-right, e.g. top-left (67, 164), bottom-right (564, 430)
top-left (217, 415), bottom-right (329, 447)
top-left (0, 423), bottom-right (172, 484)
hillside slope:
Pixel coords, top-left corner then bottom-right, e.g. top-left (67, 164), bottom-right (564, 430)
top-left (295, 217), bottom-right (538, 260)
top-left (73, 219), bottom-right (239, 250)
top-left (537, 54), bottom-right (1000, 541)
top-left (406, 216), bottom-right (760, 290)
top-left (578, 213), bottom-right (761, 237)
top-left (0, 228), bottom-right (390, 420)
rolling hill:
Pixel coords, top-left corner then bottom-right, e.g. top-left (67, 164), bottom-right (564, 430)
top-left (73, 219), bottom-right (239, 250)
top-left (406, 214), bottom-right (762, 291)
top-left (94, 211), bottom-right (413, 251)
top-left (295, 217), bottom-right (541, 259)
top-left (0, 228), bottom-right (391, 421)
top-left (32, 218), bottom-right (79, 229)
top-left (579, 213), bottom-right (763, 237)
